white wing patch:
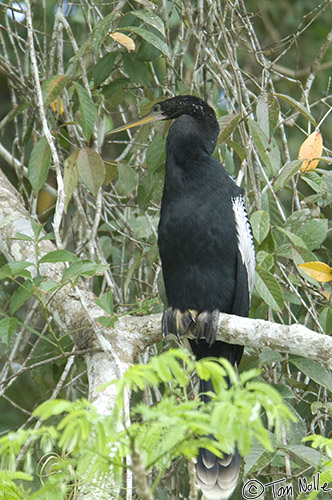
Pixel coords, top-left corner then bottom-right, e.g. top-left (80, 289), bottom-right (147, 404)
top-left (232, 196), bottom-right (255, 298)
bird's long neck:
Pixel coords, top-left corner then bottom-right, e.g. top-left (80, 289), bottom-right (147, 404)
top-left (165, 113), bottom-right (219, 168)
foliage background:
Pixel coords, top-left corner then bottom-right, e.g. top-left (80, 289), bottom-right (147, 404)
top-left (0, 0), bottom-right (332, 498)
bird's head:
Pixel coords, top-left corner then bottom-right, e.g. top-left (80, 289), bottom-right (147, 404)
top-left (109, 95), bottom-right (218, 135)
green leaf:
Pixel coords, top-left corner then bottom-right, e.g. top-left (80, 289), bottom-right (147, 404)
top-left (275, 227), bottom-right (309, 251)
top-left (274, 93), bottom-right (317, 127)
top-left (92, 52), bottom-right (118, 88)
top-left (5, 101), bottom-right (31, 125)
top-left (136, 39), bottom-right (161, 61)
top-left (0, 262), bottom-right (34, 279)
top-left (289, 356), bottom-right (332, 392)
top-left (71, 13), bottom-right (116, 70)
top-left (40, 232), bottom-right (55, 241)
top-left (0, 317), bottom-right (17, 346)
top-left (122, 26), bottom-right (170, 58)
top-left (39, 249), bottom-right (78, 264)
top-left (248, 119), bottom-right (271, 170)
top-left (91, 12), bottom-right (116, 52)
top-left (63, 150), bottom-right (79, 212)
top-left (282, 402), bottom-right (307, 444)
top-left (272, 383), bottom-right (295, 399)
top-left (117, 163), bottom-right (138, 194)
top-left (319, 307), bottom-right (332, 336)
top-left (244, 442), bottom-right (275, 474)
top-left (259, 231), bottom-right (276, 256)
top-left (274, 159), bottom-right (303, 192)
top-left (138, 170), bottom-right (164, 210)
top-left (284, 210), bottom-right (328, 251)
top-left (275, 228), bottom-right (317, 264)
top-left (102, 78), bottom-right (130, 107)
top-left (98, 315), bottom-right (118, 328)
top-left (259, 348), bottom-right (283, 365)
top-left (38, 280), bottom-right (61, 293)
top-left (129, 10), bottom-right (166, 36)
top-left (128, 215), bottom-right (158, 239)
top-left (31, 219), bottom-right (44, 240)
top-left (104, 162), bottom-right (119, 184)
top-left (256, 250), bottom-right (274, 270)
top-left (284, 444), bottom-right (322, 467)
top-left (123, 253), bottom-right (145, 298)
top-left (248, 120), bottom-right (280, 173)
top-left (217, 114), bottom-right (241, 144)
top-left (76, 147), bottom-right (105, 196)
top-left (62, 261), bottom-right (106, 281)
top-left (297, 219), bottom-right (328, 251)
top-left (219, 144), bottom-right (235, 175)
top-left (301, 171), bottom-right (322, 192)
top-left (73, 83), bottom-right (97, 141)
top-left (226, 139), bottom-right (247, 162)
top-left (96, 290), bottom-right (114, 315)
top-left (123, 53), bottom-right (150, 87)
top-left (250, 210), bottom-right (270, 245)
top-left (41, 75), bottom-right (68, 106)
top-left (146, 133), bottom-right (166, 171)
top-left (14, 232), bottom-right (34, 242)
top-left (33, 399), bottom-right (74, 419)
top-left (255, 267), bottom-right (284, 312)
top-left (28, 136), bottom-right (52, 194)
top-left (0, 470), bottom-right (33, 482)
top-left (10, 280), bottom-right (34, 315)
top-left (256, 92), bottom-right (280, 139)
top-left (22, 113), bottom-right (35, 146)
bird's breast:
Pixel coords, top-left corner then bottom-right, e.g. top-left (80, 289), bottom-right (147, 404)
top-left (158, 192), bottom-right (238, 311)
top-left (158, 189), bottom-right (238, 271)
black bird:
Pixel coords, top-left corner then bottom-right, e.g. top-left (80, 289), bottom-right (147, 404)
top-left (110, 95), bottom-right (255, 499)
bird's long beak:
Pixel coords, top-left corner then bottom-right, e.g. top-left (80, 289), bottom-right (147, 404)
top-left (108, 109), bottom-right (165, 135)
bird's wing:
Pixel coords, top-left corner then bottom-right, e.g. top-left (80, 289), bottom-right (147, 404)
top-left (231, 195), bottom-right (255, 316)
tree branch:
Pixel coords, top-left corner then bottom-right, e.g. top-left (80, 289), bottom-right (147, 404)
top-left (25, 0), bottom-right (65, 247)
top-left (131, 312), bottom-right (332, 365)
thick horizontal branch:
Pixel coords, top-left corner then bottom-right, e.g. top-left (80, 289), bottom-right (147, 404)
top-left (121, 312), bottom-right (332, 365)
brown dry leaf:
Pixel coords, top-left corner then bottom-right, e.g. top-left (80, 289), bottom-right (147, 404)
top-left (298, 130), bottom-right (323, 173)
top-left (109, 32), bottom-right (135, 52)
top-left (299, 261), bottom-right (332, 283)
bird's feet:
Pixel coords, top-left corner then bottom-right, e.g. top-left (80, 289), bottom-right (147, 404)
top-left (162, 308), bottom-right (219, 346)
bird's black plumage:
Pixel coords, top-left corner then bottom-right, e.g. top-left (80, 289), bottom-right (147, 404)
top-left (111, 95), bottom-right (255, 499)
top-left (157, 96), bottom-right (255, 499)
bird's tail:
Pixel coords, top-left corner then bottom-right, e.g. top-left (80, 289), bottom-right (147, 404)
top-left (195, 377), bottom-right (240, 500)
top-left (161, 307), bottom-right (242, 499)
top-left (190, 338), bottom-right (243, 499)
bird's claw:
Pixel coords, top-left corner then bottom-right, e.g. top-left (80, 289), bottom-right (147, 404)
top-left (193, 310), bottom-right (219, 346)
top-left (162, 307), bottom-right (196, 338)
top-left (162, 308), bottom-right (219, 345)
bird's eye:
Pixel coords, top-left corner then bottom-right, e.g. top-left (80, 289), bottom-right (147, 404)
top-left (153, 103), bottom-right (161, 113)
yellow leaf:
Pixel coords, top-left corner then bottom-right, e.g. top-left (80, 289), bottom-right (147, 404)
top-left (298, 131), bottom-right (323, 173)
top-left (109, 32), bottom-right (135, 52)
top-left (299, 261), bottom-right (332, 283)
top-left (50, 97), bottom-right (64, 115)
